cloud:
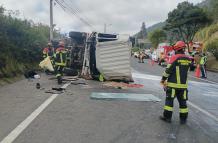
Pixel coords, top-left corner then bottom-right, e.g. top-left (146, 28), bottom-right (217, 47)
top-left (1, 0), bottom-right (204, 35)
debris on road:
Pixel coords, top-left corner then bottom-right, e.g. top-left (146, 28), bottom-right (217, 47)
top-left (36, 83), bottom-right (40, 89)
top-left (103, 82), bottom-right (144, 89)
top-left (90, 92), bottom-right (161, 102)
top-left (34, 74), bottom-right (41, 79)
top-left (71, 82), bottom-right (87, 85)
top-left (24, 70), bottom-right (38, 79)
top-left (62, 76), bottom-right (79, 82)
top-left (52, 87), bottom-right (64, 91)
top-left (168, 133), bottom-right (176, 140)
top-left (45, 90), bottom-right (63, 94)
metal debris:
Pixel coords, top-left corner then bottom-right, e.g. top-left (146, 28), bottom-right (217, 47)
top-left (168, 133), bottom-right (176, 140)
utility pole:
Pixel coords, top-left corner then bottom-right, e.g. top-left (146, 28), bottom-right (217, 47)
top-left (50, 0), bottom-right (54, 41)
top-left (104, 23), bottom-right (106, 33)
top-left (104, 23), bottom-right (112, 33)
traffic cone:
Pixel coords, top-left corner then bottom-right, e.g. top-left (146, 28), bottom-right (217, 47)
top-left (195, 64), bottom-right (201, 78)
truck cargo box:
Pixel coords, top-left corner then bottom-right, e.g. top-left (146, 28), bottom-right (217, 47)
top-left (96, 34), bottom-right (133, 82)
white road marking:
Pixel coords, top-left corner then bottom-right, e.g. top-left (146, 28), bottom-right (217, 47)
top-left (189, 75), bottom-right (218, 85)
top-left (61, 82), bottom-right (71, 89)
top-left (0, 83), bottom-right (71, 143)
top-left (188, 101), bottom-right (218, 122)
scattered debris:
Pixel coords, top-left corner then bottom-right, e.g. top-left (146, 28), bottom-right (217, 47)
top-left (24, 70), bottom-right (38, 79)
top-left (45, 90), bottom-right (63, 94)
top-left (103, 82), bottom-right (144, 89)
top-left (52, 87), bottom-right (64, 91)
top-left (168, 133), bottom-right (176, 140)
top-left (90, 92), bottom-right (161, 102)
top-left (62, 78), bottom-right (78, 82)
top-left (71, 82), bottom-right (87, 85)
top-left (36, 83), bottom-right (40, 89)
top-left (34, 74), bottom-right (40, 79)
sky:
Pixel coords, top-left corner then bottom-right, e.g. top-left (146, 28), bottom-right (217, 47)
top-left (1, 0), bottom-right (204, 35)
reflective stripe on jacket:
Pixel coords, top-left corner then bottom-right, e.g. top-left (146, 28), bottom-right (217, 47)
top-left (200, 56), bottom-right (207, 65)
top-left (162, 54), bottom-right (192, 89)
top-left (55, 47), bottom-right (67, 66)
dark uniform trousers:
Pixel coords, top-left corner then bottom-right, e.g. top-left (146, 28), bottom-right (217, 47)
top-left (164, 88), bottom-right (188, 121)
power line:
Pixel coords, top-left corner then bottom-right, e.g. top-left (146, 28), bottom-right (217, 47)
top-left (55, 0), bottom-right (95, 31)
top-left (61, 0), bottom-right (94, 28)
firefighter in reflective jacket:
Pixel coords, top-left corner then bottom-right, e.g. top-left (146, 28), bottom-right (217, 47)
top-left (200, 53), bottom-right (207, 78)
top-left (160, 41), bottom-right (192, 124)
top-left (43, 43), bottom-right (54, 59)
top-left (55, 41), bottom-right (67, 84)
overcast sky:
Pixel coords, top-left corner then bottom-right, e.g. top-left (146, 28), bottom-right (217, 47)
top-left (1, 0), bottom-right (204, 35)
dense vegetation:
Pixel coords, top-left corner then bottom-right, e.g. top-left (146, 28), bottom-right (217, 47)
top-left (194, 0), bottom-right (218, 60)
top-left (164, 1), bottom-right (210, 50)
top-left (195, 23), bottom-right (218, 59)
top-left (0, 6), bottom-right (51, 78)
top-left (148, 29), bottom-right (167, 48)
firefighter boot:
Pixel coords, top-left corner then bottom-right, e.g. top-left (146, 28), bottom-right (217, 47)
top-left (159, 116), bottom-right (171, 123)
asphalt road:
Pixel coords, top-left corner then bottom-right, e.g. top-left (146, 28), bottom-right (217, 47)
top-left (0, 58), bottom-right (217, 143)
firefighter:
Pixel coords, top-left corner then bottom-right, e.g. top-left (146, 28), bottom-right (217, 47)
top-left (200, 53), bottom-right (207, 78)
top-left (42, 43), bottom-right (55, 74)
top-left (55, 41), bottom-right (67, 84)
top-left (43, 42), bottom-right (54, 59)
top-left (160, 41), bottom-right (192, 124)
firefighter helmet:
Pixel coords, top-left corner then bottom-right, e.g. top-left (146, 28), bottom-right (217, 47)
top-left (47, 42), bottom-right (52, 46)
top-left (174, 41), bottom-right (186, 51)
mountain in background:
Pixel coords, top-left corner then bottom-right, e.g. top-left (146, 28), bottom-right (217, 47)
top-left (133, 22), bottom-right (165, 38)
top-left (147, 22), bottom-right (166, 33)
top-left (134, 0), bottom-right (210, 36)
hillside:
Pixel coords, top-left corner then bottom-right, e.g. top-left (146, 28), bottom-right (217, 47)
top-left (197, 0), bottom-right (210, 8)
top-left (147, 22), bottom-right (166, 33)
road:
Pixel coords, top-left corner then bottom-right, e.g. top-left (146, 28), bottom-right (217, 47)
top-left (0, 58), bottom-right (217, 143)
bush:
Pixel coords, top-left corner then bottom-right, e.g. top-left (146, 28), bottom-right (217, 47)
top-left (132, 47), bottom-right (140, 52)
top-left (0, 6), bottom-right (60, 79)
top-left (205, 38), bottom-right (218, 60)
top-left (195, 23), bottom-right (218, 42)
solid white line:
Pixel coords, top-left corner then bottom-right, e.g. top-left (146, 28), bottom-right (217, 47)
top-left (61, 82), bottom-right (71, 89)
top-left (0, 94), bottom-right (58, 143)
top-left (189, 75), bottom-right (218, 84)
top-left (188, 101), bottom-right (218, 122)
top-left (0, 83), bottom-right (71, 143)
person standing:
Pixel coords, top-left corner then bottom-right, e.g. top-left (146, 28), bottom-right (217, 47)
top-left (54, 41), bottom-right (67, 84)
top-left (42, 42), bottom-right (55, 74)
top-left (200, 53), bottom-right (207, 78)
top-left (160, 41), bottom-right (192, 124)
top-left (43, 42), bottom-right (54, 59)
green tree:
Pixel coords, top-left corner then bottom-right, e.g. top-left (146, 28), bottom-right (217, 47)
top-left (148, 29), bottom-right (167, 48)
top-left (0, 6), bottom-right (61, 78)
top-left (164, 2), bottom-right (210, 50)
top-left (209, 0), bottom-right (218, 22)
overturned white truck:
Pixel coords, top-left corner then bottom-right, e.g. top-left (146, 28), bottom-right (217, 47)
top-left (69, 32), bottom-right (133, 82)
